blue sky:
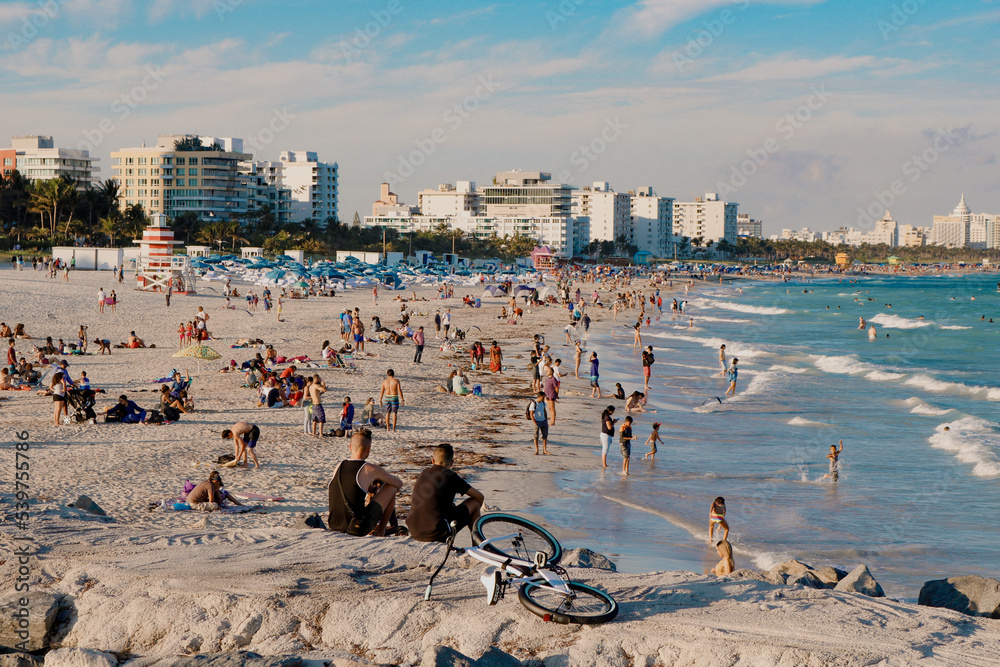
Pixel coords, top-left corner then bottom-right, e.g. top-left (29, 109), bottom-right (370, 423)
top-left (2, 0), bottom-right (998, 235)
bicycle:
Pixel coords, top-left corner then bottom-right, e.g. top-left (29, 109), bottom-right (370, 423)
top-left (423, 512), bottom-right (618, 625)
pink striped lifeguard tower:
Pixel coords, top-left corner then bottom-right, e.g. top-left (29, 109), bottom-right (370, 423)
top-left (134, 213), bottom-right (197, 293)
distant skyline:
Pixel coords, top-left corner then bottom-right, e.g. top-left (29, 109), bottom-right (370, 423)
top-left (2, 0), bottom-right (998, 235)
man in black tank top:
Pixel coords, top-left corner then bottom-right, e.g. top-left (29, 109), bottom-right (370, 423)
top-left (328, 430), bottom-right (402, 536)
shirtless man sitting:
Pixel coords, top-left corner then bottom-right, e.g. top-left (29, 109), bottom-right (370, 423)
top-left (328, 430), bottom-right (402, 536)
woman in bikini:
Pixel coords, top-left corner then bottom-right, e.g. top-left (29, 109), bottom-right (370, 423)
top-left (709, 497), bottom-right (729, 543)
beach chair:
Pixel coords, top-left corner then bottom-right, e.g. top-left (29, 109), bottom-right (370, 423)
top-left (329, 354), bottom-right (360, 374)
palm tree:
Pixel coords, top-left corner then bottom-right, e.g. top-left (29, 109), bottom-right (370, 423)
top-left (196, 221), bottom-right (226, 251)
top-left (100, 216), bottom-right (124, 247)
top-left (222, 219), bottom-right (249, 250)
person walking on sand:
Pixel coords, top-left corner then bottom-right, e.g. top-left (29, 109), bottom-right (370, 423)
top-left (309, 375), bottom-right (327, 437)
top-left (527, 390), bottom-right (550, 455)
top-left (589, 351), bottom-right (602, 398)
top-left (222, 422), bottom-right (261, 469)
top-left (709, 497), bottom-right (729, 543)
top-left (434, 310), bottom-right (442, 339)
top-left (573, 340), bottom-right (584, 378)
top-left (642, 345), bottom-right (655, 391)
top-left (822, 440), bottom-right (844, 482)
top-left (542, 366), bottom-right (558, 425)
top-left (165, 282), bottom-right (172, 308)
top-left (489, 340), bottom-right (503, 374)
top-left (725, 358), bottom-right (739, 396)
top-left (379, 369), bottom-right (404, 432)
top-left (619, 415), bottom-right (635, 475)
top-left (717, 344), bottom-right (727, 376)
top-left (600, 405), bottom-right (617, 469)
top-left (632, 321), bottom-right (642, 350)
top-left (413, 326), bottom-right (425, 363)
top-left (644, 422), bottom-right (663, 461)
top-left (98, 287), bottom-right (106, 314)
top-left (442, 308), bottom-right (452, 339)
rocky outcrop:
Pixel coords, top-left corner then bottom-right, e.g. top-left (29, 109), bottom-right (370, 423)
top-left (559, 548), bottom-right (617, 572)
top-left (0, 593), bottom-right (62, 651)
top-left (45, 648), bottom-right (118, 667)
top-left (918, 575), bottom-right (1000, 619)
top-left (0, 653), bottom-right (44, 667)
top-left (143, 653), bottom-right (302, 667)
top-left (834, 565), bottom-right (885, 598)
top-left (420, 645), bottom-right (521, 667)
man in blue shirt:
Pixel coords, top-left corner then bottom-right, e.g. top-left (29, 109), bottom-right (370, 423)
top-left (106, 394), bottom-right (147, 423)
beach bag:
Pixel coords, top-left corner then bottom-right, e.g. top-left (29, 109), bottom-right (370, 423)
top-left (147, 410), bottom-right (164, 425)
top-left (163, 406), bottom-right (181, 421)
top-left (104, 413), bottom-right (121, 423)
top-left (217, 453), bottom-right (235, 464)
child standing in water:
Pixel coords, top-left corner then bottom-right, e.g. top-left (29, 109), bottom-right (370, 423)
top-left (822, 440), bottom-right (844, 482)
top-left (709, 497), bottom-right (729, 543)
top-left (619, 416), bottom-right (634, 476)
top-left (644, 422), bottom-right (663, 461)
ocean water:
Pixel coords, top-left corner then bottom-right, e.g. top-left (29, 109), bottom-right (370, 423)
top-left (527, 274), bottom-right (1000, 600)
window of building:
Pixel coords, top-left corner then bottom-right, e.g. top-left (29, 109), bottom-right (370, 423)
top-left (138, 157), bottom-right (147, 165)
top-left (126, 179), bottom-right (135, 186)
top-left (3, 158), bottom-right (10, 166)
top-left (176, 168), bottom-right (185, 176)
top-left (188, 168), bottom-right (197, 176)
top-left (189, 179), bottom-right (198, 186)
top-left (189, 158), bottom-right (198, 165)
top-left (176, 157), bottom-right (186, 165)
top-left (126, 158), bottom-right (135, 165)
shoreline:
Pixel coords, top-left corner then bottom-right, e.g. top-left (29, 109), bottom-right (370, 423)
top-left (3, 268), bottom-right (1000, 664)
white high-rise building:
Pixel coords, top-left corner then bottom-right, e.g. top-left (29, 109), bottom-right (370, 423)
top-left (736, 213), bottom-right (763, 238)
top-left (983, 215), bottom-right (1000, 249)
top-left (274, 151), bottom-right (338, 223)
top-left (629, 186), bottom-right (673, 257)
top-left (898, 225), bottom-right (927, 247)
top-left (672, 193), bottom-right (738, 248)
top-left (571, 182), bottom-right (631, 244)
top-left (932, 195), bottom-right (972, 248)
top-left (870, 211), bottom-right (898, 247)
top-left (111, 134), bottom-right (249, 219)
top-left (4, 135), bottom-right (99, 188)
top-left (418, 181), bottom-right (479, 217)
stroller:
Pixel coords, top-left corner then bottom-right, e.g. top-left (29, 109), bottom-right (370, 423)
top-left (66, 388), bottom-right (97, 424)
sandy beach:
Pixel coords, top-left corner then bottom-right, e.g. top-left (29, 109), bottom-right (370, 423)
top-left (3, 267), bottom-right (1000, 666)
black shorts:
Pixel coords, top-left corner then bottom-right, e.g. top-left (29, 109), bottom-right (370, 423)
top-left (54, 394), bottom-right (66, 403)
top-left (346, 500), bottom-right (383, 536)
top-left (534, 419), bottom-right (549, 440)
top-left (434, 503), bottom-right (473, 543)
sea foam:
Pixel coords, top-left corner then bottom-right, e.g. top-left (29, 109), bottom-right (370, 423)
top-left (869, 313), bottom-right (931, 329)
top-left (929, 417), bottom-right (1000, 477)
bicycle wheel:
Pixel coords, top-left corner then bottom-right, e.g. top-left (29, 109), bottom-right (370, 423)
top-left (471, 513), bottom-right (563, 565)
top-left (517, 581), bottom-right (618, 625)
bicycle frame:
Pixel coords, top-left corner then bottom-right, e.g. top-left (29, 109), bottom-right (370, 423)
top-left (463, 534), bottom-right (572, 596)
top-left (424, 528), bottom-right (571, 602)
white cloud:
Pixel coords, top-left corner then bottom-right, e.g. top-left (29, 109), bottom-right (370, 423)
top-left (702, 55), bottom-right (883, 82)
top-left (614, 0), bottom-right (822, 39)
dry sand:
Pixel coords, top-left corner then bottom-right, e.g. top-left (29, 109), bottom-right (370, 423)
top-left (2, 266), bottom-right (999, 666)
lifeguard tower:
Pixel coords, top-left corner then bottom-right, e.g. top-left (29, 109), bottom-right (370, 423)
top-left (530, 246), bottom-right (556, 271)
top-left (135, 213), bottom-right (197, 293)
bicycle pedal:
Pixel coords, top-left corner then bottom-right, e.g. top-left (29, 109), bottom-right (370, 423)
top-left (480, 568), bottom-right (502, 606)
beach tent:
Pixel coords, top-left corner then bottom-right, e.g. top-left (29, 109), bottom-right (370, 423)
top-left (482, 285), bottom-right (507, 297)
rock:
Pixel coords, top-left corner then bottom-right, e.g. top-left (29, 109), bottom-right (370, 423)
top-left (813, 566), bottom-right (848, 588)
top-left (146, 653), bottom-right (302, 667)
top-left (289, 514), bottom-right (327, 530)
top-left (474, 647), bottom-right (521, 666)
top-left (0, 593), bottom-right (62, 651)
top-left (559, 548), bottom-right (617, 572)
top-left (0, 652), bottom-right (44, 667)
top-left (786, 572), bottom-right (823, 589)
top-left (834, 564), bottom-right (885, 597)
top-left (69, 495), bottom-right (106, 516)
top-left (420, 646), bottom-right (477, 667)
top-left (44, 648), bottom-right (118, 667)
top-left (729, 569), bottom-right (768, 582)
top-left (768, 559), bottom-right (813, 580)
top-left (918, 575), bottom-right (1000, 619)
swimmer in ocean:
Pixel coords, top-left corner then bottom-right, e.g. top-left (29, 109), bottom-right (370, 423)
top-left (868, 325), bottom-right (877, 340)
top-left (858, 317), bottom-right (866, 329)
top-left (821, 440), bottom-right (844, 482)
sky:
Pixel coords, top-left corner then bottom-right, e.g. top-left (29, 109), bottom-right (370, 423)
top-left (1, 0), bottom-right (998, 236)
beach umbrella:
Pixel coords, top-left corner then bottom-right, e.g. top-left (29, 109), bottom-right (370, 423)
top-left (172, 344), bottom-right (222, 372)
top-left (293, 280), bottom-right (310, 288)
top-left (264, 269), bottom-right (285, 281)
